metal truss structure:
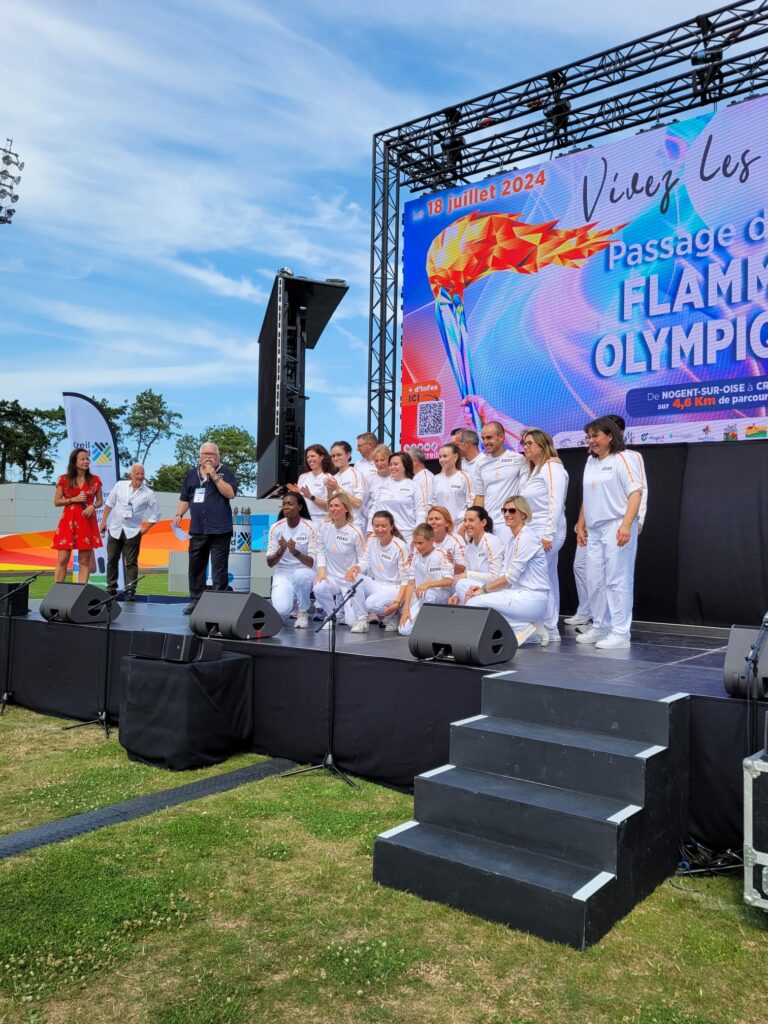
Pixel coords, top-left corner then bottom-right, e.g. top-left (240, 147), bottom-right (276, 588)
top-left (368, 0), bottom-right (768, 447)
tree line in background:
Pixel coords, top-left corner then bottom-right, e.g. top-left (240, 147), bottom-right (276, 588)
top-left (0, 390), bottom-right (258, 492)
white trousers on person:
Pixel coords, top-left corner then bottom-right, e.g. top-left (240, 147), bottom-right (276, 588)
top-left (573, 543), bottom-right (591, 618)
top-left (585, 519), bottom-right (638, 641)
top-left (398, 587), bottom-right (450, 636)
top-left (314, 575), bottom-right (367, 626)
top-left (465, 588), bottom-right (547, 634)
top-left (535, 521), bottom-right (565, 631)
top-left (359, 577), bottom-right (400, 616)
top-left (453, 577), bottom-right (490, 604)
top-left (270, 568), bottom-right (315, 622)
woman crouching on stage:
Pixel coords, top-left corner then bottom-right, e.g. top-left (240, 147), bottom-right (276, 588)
top-left (397, 523), bottom-right (454, 636)
top-left (451, 505), bottom-right (506, 605)
top-left (519, 427), bottom-right (568, 643)
top-left (575, 416), bottom-right (642, 650)
top-left (463, 495), bottom-right (550, 647)
top-left (52, 448), bottom-right (104, 583)
top-left (345, 510), bottom-right (409, 632)
top-left (427, 505), bottom-right (466, 574)
top-left (313, 492), bottom-right (367, 629)
top-left (266, 492), bottom-right (316, 629)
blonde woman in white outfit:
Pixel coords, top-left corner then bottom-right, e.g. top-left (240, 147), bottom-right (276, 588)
top-left (314, 493), bottom-right (367, 629)
top-left (519, 428), bottom-right (569, 643)
top-left (427, 505), bottom-right (466, 574)
top-left (464, 495), bottom-right (549, 646)
top-left (288, 444), bottom-right (334, 528)
top-left (265, 493), bottom-right (316, 629)
top-left (346, 510), bottom-right (409, 632)
top-left (361, 444), bottom-right (392, 534)
top-left (576, 417), bottom-right (642, 650)
top-left (432, 442), bottom-right (473, 525)
top-left (452, 505), bottom-right (506, 604)
top-left (398, 524), bottom-right (454, 636)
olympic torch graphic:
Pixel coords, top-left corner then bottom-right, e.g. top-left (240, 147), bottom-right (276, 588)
top-left (426, 211), bottom-right (625, 431)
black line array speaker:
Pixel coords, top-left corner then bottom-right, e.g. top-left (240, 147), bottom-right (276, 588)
top-left (408, 605), bottom-right (517, 666)
top-left (190, 592), bottom-right (282, 640)
top-left (0, 581), bottom-right (29, 617)
top-left (40, 583), bottom-right (121, 624)
top-left (724, 625), bottom-right (768, 697)
top-left (130, 631), bottom-right (222, 663)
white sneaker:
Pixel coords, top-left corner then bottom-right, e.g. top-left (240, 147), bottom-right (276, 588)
top-left (294, 611), bottom-right (309, 629)
top-left (575, 620), bottom-right (593, 635)
top-left (384, 614), bottom-right (399, 632)
top-left (575, 627), bottom-right (602, 644)
top-left (564, 612), bottom-right (591, 626)
top-left (548, 629), bottom-right (562, 643)
top-left (515, 623), bottom-right (537, 646)
top-left (350, 616), bottom-right (369, 634)
top-left (595, 633), bottom-right (631, 650)
top-left (533, 623), bottom-right (550, 647)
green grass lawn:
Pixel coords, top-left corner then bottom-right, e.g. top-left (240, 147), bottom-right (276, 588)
top-left (0, 709), bottom-right (766, 1024)
top-left (1, 571), bottom-right (185, 600)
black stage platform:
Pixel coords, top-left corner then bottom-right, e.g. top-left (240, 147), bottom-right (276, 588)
top-left (6, 600), bottom-right (766, 849)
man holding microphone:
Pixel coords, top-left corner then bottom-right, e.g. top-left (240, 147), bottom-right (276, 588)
top-left (100, 464), bottom-right (160, 599)
top-left (175, 442), bottom-right (238, 614)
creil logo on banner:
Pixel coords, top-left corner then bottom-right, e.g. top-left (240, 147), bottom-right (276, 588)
top-left (73, 440), bottom-right (113, 466)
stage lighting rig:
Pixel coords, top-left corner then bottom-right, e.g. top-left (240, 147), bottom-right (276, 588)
top-left (691, 15), bottom-right (726, 102)
top-left (528, 70), bottom-right (571, 143)
top-left (440, 106), bottom-right (466, 185)
top-left (0, 139), bottom-right (23, 225)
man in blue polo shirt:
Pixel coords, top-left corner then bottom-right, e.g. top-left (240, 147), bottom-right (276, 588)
top-left (175, 442), bottom-right (238, 614)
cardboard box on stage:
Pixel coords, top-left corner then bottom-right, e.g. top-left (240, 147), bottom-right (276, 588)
top-left (743, 750), bottom-right (768, 912)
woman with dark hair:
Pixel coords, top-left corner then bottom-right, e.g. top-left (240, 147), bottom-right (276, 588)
top-left (369, 451), bottom-right (426, 547)
top-left (326, 440), bottom-right (365, 529)
top-left (346, 510), bottom-right (409, 632)
top-left (52, 448), bottom-right (104, 583)
top-left (266, 492), bottom-right (316, 629)
top-left (575, 416), bottom-right (642, 650)
top-left (450, 505), bottom-right (505, 604)
top-left (432, 443), bottom-right (472, 525)
top-left (288, 444), bottom-right (333, 527)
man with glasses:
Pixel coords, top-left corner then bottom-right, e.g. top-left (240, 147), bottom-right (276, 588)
top-left (474, 422), bottom-right (526, 528)
top-left (175, 442), bottom-right (238, 614)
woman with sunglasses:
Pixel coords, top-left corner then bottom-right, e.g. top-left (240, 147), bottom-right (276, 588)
top-left (451, 505), bottom-right (506, 605)
top-left (427, 505), bottom-right (466, 575)
top-left (463, 495), bottom-right (550, 646)
top-left (519, 428), bottom-right (569, 643)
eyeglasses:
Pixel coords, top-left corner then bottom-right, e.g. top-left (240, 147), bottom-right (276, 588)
top-left (502, 507), bottom-right (519, 515)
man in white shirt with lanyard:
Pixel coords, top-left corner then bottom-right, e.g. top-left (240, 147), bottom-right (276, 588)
top-left (100, 464), bottom-right (160, 599)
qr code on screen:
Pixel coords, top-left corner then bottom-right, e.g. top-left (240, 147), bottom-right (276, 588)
top-left (417, 400), bottom-right (444, 438)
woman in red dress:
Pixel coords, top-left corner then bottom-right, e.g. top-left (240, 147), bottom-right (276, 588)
top-left (52, 448), bottom-right (104, 583)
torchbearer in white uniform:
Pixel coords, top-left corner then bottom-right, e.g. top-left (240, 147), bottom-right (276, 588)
top-left (355, 432), bottom-right (379, 484)
top-left (288, 444), bottom-right (334, 528)
top-left (519, 428), bottom-right (569, 643)
top-left (313, 493), bottom-right (367, 629)
top-left (452, 506), bottom-right (507, 604)
top-left (475, 421), bottom-right (526, 528)
top-left (326, 441), bottom-right (365, 529)
top-left (409, 447), bottom-right (436, 508)
top-left (346, 510), bottom-right (409, 632)
top-left (432, 442), bottom-right (472, 525)
top-left (575, 417), bottom-right (643, 650)
top-left (463, 495), bottom-right (550, 647)
top-left (427, 505), bottom-right (466, 574)
top-left (454, 428), bottom-right (486, 501)
top-left (265, 493), bottom-right (316, 629)
top-left (360, 444), bottom-right (392, 535)
top-left (398, 524), bottom-right (454, 636)
top-left (369, 451), bottom-right (427, 548)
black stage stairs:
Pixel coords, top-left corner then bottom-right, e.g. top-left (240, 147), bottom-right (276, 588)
top-left (373, 671), bottom-right (690, 949)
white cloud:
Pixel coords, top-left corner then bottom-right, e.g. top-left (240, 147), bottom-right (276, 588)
top-left (163, 260), bottom-right (267, 303)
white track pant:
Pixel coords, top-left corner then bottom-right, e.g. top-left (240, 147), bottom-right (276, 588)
top-left (573, 543), bottom-right (590, 618)
top-left (359, 577), bottom-right (400, 616)
top-left (453, 577), bottom-right (490, 604)
top-left (465, 588), bottom-right (547, 633)
top-left (270, 568), bottom-right (315, 622)
top-left (313, 575), bottom-right (367, 626)
top-left (536, 521), bottom-right (565, 631)
top-left (399, 588), bottom-right (450, 636)
top-left (585, 519), bottom-right (637, 640)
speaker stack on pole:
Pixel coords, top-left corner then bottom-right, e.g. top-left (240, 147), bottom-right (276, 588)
top-left (408, 605), bottom-right (517, 667)
top-left (256, 271), bottom-right (348, 496)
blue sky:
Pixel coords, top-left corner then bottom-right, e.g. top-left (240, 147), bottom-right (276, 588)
top-left (0, 0), bottom-right (709, 475)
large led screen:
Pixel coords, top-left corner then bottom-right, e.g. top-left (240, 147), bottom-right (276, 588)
top-left (401, 96), bottom-right (768, 452)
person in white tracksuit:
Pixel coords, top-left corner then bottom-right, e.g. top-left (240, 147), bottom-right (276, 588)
top-left (463, 494), bottom-right (550, 646)
top-left (432, 443), bottom-right (473, 526)
top-left (313, 493), bottom-right (367, 629)
top-left (326, 440), bottom-right (365, 529)
top-left (265, 493), bottom-right (316, 629)
top-left (398, 523), bottom-right (454, 636)
top-left (575, 417), bottom-right (643, 650)
top-left (360, 444), bottom-right (392, 535)
top-left (519, 428), bottom-right (568, 643)
top-left (287, 444), bottom-right (334, 528)
top-left (566, 413), bottom-right (648, 628)
top-left (345, 510), bottom-right (409, 632)
top-left (368, 451), bottom-right (427, 548)
top-left (427, 505), bottom-right (466, 574)
top-left (451, 505), bottom-right (507, 604)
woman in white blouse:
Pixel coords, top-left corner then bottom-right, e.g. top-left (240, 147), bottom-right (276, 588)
top-left (451, 505), bottom-right (506, 604)
top-left (427, 505), bottom-right (466, 574)
top-left (288, 444), bottom-right (334, 528)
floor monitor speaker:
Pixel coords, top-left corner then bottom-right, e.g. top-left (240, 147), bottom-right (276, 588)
top-left (190, 592), bottom-right (282, 640)
top-left (40, 583), bottom-right (121, 624)
top-left (408, 605), bottom-right (516, 666)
